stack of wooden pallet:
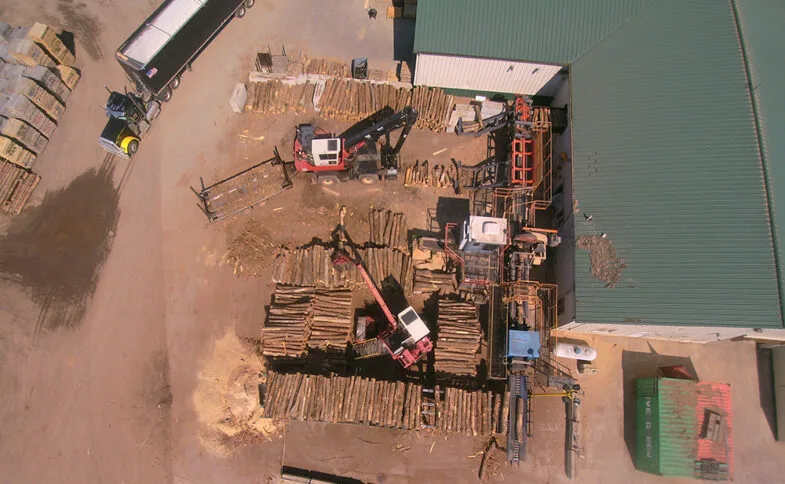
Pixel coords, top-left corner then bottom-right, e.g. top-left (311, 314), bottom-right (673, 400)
top-left (271, 245), bottom-right (414, 295)
top-left (434, 299), bottom-right (481, 375)
top-left (244, 80), bottom-right (316, 114)
top-left (368, 209), bottom-right (407, 250)
top-left (0, 160), bottom-right (39, 214)
top-left (264, 371), bottom-right (424, 430)
top-left (308, 288), bottom-right (353, 349)
top-left (434, 387), bottom-right (507, 436)
top-left (0, 20), bottom-right (80, 214)
top-left (316, 79), bottom-right (453, 132)
top-left (412, 269), bottom-right (456, 294)
top-left (261, 285), bottom-right (314, 357)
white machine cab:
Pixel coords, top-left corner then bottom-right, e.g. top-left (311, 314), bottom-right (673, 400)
top-left (459, 216), bottom-right (509, 253)
top-left (397, 306), bottom-right (430, 344)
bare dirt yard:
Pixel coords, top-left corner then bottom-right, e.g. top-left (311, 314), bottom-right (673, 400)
top-left (1, 1), bottom-right (784, 483)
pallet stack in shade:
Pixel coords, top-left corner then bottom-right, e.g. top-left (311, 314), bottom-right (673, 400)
top-left (0, 21), bottom-right (80, 215)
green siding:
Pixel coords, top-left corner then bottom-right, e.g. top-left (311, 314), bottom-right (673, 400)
top-left (733, 0), bottom-right (785, 333)
top-left (570, 0), bottom-right (782, 328)
top-left (635, 378), bottom-right (698, 477)
top-left (413, 0), bottom-right (652, 64)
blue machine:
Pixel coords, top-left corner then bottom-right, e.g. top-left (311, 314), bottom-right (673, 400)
top-left (508, 330), bottom-right (540, 359)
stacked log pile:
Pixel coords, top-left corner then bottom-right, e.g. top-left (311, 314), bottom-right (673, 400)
top-left (271, 245), bottom-right (414, 295)
top-left (260, 285), bottom-right (314, 357)
top-left (308, 288), bottom-right (353, 349)
top-left (0, 160), bottom-right (39, 214)
top-left (316, 79), bottom-right (453, 132)
top-left (435, 387), bottom-right (507, 436)
top-left (368, 209), bottom-right (407, 250)
top-left (244, 80), bottom-right (316, 114)
top-left (264, 371), bottom-right (424, 430)
top-left (304, 57), bottom-right (350, 78)
top-left (403, 160), bottom-right (457, 189)
top-left (434, 299), bottom-right (481, 375)
top-left (413, 269), bottom-right (456, 294)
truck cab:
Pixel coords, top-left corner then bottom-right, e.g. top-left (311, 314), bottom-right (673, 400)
top-left (98, 91), bottom-right (160, 158)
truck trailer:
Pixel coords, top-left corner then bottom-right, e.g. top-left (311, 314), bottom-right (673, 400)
top-left (99, 0), bottom-right (253, 157)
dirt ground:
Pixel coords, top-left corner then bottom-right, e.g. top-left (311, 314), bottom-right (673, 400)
top-left (1, 1), bottom-right (784, 483)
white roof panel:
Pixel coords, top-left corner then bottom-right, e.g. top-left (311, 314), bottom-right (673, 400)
top-left (121, 26), bottom-right (170, 65)
top-left (151, 0), bottom-right (203, 35)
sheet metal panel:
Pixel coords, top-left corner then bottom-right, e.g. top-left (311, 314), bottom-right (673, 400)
top-left (558, 322), bottom-right (748, 343)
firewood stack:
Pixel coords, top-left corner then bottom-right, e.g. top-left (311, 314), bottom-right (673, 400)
top-left (316, 79), bottom-right (453, 132)
top-left (271, 245), bottom-right (414, 295)
top-left (368, 208), bottom-right (407, 251)
top-left (0, 161), bottom-right (39, 214)
top-left (244, 80), bottom-right (316, 114)
top-left (308, 288), bottom-right (353, 349)
top-left (403, 160), bottom-right (458, 188)
top-left (434, 387), bottom-right (507, 436)
top-left (413, 269), bottom-right (456, 294)
top-left (434, 299), bottom-right (481, 375)
top-left (260, 285), bottom-right (314, 357)
top-left (264, 371), bottom-right (424, 430)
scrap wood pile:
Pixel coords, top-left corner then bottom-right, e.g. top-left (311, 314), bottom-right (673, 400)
top-left (244, 80), bottom-right (316, 114)
top-left (0, 160), bottom-right (39, 214)
top-left (271, 245), bottom-right (414, 295)
top-left (368, 208), bottom-right (407, 251)
top-left (264, 371), bottom-right (424, 430)
top-left (403, 159), bottom-right (458, 189)
top-left (413, 269), bottom-right (456, 294)
top-left (308, 288), bottom-right (353, 349)
top-left (317, 79), bottom-right (453, 132)
top-left (434, 299), bottom-right (481, 375)
top-left (431, 387), bottom-right (507, 436)
top-left (260, 285), bottom-right (314, 357)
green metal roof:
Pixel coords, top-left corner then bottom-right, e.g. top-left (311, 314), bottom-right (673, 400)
top-left (635, 378), bottom-right (698, 477)
top-left (413, 0), bottom-right (652, 64)
top-left (570, 0), bottom-right (783, 327)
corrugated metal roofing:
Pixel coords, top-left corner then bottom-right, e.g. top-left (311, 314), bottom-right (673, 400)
top-left (570, 0), bottom-right (783, 328)
top-left (733, 0), bottom-right (785, 331)
top-left (412, 0), bottom-right (652, 64)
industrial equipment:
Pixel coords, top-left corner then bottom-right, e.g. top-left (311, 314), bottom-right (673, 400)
top-left (294, 107), bottom-right (418, 185)
top-left (331, 207), bottom-right (432, 368)
top-left (99, 0), bottom-right (252, 156)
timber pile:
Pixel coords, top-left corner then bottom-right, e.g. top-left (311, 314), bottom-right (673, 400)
top-left (261, 285), bottom-right (314, 357)
top-left (244, 80), bottom-right (316, 114)
top-left (531, 106), bottom-right (551, 130)
top-left (308, 288), bottom-right (353, 349)
top-left (316, 79), bottom-right (453, 132)
top-left (271, 245), bottom-right (414, 295)
top-left (434, 299), bottom-right (481, 375)
top-left (413, 269), bottom-right (456, 294)
top-left (435, 387), bottom-right (506, 436)
top-left (304, 57), bottom-right (350, 78)
top-left (264, 371), bottom-right (424, 430)
top-left (368, 209), bottom-right (407, 250)
top-left (0, 159), bottom-right (39, 214)
top-left (403, 160), bottom-right (457, 188)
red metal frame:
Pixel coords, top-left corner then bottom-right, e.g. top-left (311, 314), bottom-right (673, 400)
top-left (510, 97), bottom-right (534, 188)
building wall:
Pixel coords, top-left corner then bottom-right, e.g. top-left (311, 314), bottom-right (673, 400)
top-left (556, 322), bottom-right (753, 343)
top-left (414, 53), bottom-right (561, 95)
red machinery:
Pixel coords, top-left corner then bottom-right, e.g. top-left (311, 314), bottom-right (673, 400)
top-left (331, 208), bottom-right (432, 368)
top-left (294, 107), bottom-right (418, 185)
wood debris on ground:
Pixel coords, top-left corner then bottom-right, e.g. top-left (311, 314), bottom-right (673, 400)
top-left (0, 159), bottom-right (39, 214)
top-left (271, 245), bottom-right (414, 295)
top-left (368, 208), bottom-right (407, 251)
top-left (403, 159), bottom-right (458, 188)
top-left (226, 219), bottom-right (277, 277)
top-left (434, 298), bottom-right (481, 376)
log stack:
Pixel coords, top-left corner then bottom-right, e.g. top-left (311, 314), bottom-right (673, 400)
top-left (435, 387), bottom-right (505, 436)
top-left (264, 371), bottom-right (424, 430)
top-left (271, 245), bottom-right (414, 295)
top-left (304, 57), bottom-right (350, 78)
top-left (0, 159), bottom-right (39, 214)
top-left (403, 160), bottom-right (457, 188)
top-left (316, 79), bottom-right (453, 132)
top-left (412, 269), bottom-right (456, 294)
top-left (368, 208), bottom-right (407, 250)
top-left (244, 80), bottom-right (316, 114)
top-left (434, 299), bottom-right (481, 375)
top-left (308, 288), bottom-right (353, 349)
top-left (260, 285), bottom-right (314, 357)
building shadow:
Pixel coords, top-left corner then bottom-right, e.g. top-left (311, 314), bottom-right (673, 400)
top-left (392, 17), bottom-right (415, 66)
top-left (756, 345), bottom-right (777, 438)
top-left (621, 347), bottom-right (697, 462)
top-left (434, 196), bottom-right (470, 233)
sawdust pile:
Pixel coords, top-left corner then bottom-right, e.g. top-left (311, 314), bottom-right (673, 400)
top-left (576, 235), bottom-right (627, 287)
top-left (192, 329), bottom-right (280, 456)
top-left (226, 218), bottom-right (278, 277)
